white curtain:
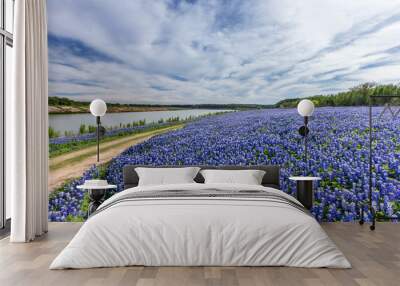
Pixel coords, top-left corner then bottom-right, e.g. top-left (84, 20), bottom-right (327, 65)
top-left (9, 0), bottom-right (49, 242)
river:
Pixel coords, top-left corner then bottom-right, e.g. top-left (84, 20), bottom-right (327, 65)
top-left (49, 109), bottom-right (229, 134)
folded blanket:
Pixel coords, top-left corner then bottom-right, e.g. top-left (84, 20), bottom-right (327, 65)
top-left (93, 188), bottom-right (310, 217)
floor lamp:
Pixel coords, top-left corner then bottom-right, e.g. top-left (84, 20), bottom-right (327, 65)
top-left (297, 99), bottom-right (315, 175)
top-left (90, 99), bottom-right (107, 162)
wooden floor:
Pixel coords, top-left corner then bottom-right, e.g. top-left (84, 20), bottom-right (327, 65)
top-left (0, 223), bottom-right (399, 286)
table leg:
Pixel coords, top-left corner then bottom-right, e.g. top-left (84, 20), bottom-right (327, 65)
top-left (87, 189), bottom-right (106, 216)
top-left (296, 181), bottom-right (313, 210)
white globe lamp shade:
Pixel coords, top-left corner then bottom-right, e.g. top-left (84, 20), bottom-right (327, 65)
top-left (297, 99), bottom-right (315, 117)
top-left (90, 99), bottom-right (107, 117)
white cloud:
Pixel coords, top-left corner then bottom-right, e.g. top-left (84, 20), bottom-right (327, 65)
top-left (47, 0), bottom-right (400, 104)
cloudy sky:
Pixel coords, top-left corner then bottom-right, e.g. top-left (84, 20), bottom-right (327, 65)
top-left (47, 0), bottom-right (400, 104)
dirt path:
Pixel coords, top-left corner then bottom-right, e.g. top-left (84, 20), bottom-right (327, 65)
top-left (49, 125), bottom-right (183, 192)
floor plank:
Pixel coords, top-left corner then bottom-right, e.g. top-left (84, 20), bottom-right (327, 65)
top-left (0, 222), bottom-right (399, 286)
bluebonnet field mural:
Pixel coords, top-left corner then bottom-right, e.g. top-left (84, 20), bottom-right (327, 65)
top-left (49, 107), bottom-right (400, 222)
top-left (47, 0), bottom-right (400, 222)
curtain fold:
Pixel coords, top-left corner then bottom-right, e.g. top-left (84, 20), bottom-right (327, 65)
top-left (10, 0), bottom-right (48, 242)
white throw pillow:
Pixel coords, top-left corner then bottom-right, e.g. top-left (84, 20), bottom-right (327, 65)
top-left (136, 167), bottom-right (200, 186)
top-left (200, 169), bottom-right (266, 185)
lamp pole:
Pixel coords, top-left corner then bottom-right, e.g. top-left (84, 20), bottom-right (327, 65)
top-left (297, 99), bottom-right (315, 176)
top-left (304, 116), bottom-right (308, 175)
top-left (90, 99), bottom-right (107, 164)
top-left (96, 116), bottom-right (100, 162)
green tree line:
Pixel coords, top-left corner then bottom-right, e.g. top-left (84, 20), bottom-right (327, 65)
top-left (48, 96), bottom-right (270, 110)
top-left (276, 83), bottom-right (400, 108)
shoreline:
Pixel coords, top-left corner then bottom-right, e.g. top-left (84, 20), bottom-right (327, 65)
top-left (49, 105), bottom-right (185, 114)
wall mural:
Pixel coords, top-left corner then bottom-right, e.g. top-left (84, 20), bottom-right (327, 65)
top-left (46, 1), bottom-right (400, 222)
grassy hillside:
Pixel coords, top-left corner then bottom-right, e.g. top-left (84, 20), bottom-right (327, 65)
top-left (49, 97), bottom-right (174, 113)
